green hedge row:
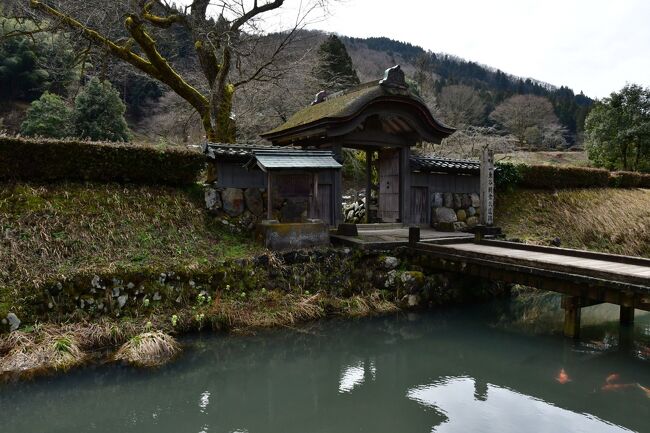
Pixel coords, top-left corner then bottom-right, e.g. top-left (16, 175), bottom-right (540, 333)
top-left (517, 165), bottom-right (610, 189)
top-left (497, 163), bottom-right (650, 190)
top-left (0, 136), bottom-right (205, 185)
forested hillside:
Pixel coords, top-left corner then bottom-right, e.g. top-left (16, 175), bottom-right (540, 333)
top-left (344, 36), bottom-right (593, 144)
top-left (0, 18), bottom-right (595, 148)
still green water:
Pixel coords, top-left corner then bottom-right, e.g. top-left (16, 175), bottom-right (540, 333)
top-left (1, 299), bottom-right (649, 433)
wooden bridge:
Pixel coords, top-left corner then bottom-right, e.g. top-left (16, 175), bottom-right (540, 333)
top-left (332, 224), bottom-right (650, 338)
top-left (410, 236), bottom-right (650, 338)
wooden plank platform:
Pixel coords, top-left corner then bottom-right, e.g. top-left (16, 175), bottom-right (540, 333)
top-left (412, 239), bottom-right (650, 312)
top-left (331, 226), bottom-right (473, 250)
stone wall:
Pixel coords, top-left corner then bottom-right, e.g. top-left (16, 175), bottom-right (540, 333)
top-left (205, 184), bottom-right (315, 231)
top-left (205, 185), bottom-right (265, 231)
top-left (431, 192), bottom-right (481, 231)
top-left (2, 247), bottom-right (507, 333)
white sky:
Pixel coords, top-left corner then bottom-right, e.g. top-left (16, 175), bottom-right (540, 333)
top-left (265, 0), bottom-right (650, 98)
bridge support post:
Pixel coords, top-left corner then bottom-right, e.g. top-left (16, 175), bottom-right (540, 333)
top-left (620, 305), bottom-right (635, 326)
top-left (562, 295), bottom-right (581, 339)
top-left (409, 226), bottom-right (420, 246)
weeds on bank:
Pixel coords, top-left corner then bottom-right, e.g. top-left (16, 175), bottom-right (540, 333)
top-left (114, 331), bottom-right (180, 367)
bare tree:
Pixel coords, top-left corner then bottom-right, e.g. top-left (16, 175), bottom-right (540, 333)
top-left (490, 94), bottom-right (566, 149)
top-left (18, 0), bottom-right (328, 142)
top-left (436, 84), bottom-right (486, 129)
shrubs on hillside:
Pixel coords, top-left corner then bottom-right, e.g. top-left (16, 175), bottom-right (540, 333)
top-left (18, 78), bottom-right (130, 141)
top-left (0, 136), bottom-right (204, 185)
top-left (517, 165), bottom-right (610, 189)
top-left (20, 92), bottom-right (73, 138)
top-left (74, 78), bottom-right (130, 142)
top-left (496, 163), bottom-right (650, 190)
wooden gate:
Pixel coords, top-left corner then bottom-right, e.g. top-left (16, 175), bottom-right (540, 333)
top-left (410, 186), bottom-right (428, 225)
top-left (316, 184), bottom-right (332, 225)
top-left (378, 149), bottom-right (400, 222)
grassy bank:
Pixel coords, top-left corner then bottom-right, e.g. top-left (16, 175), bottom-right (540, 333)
top-left (495, 188), bottom-right (650, 257)
top-left (0, 181), bottom-right (260, 293)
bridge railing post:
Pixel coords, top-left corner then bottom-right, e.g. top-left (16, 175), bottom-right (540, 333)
top-left (409, 226), bottom-right (420, 246)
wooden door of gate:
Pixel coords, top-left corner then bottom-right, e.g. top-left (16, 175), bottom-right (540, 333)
top-left (378, 149), bottom-right (400, 222)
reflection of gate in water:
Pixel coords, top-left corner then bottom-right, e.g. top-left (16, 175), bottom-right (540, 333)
top-left (378, 149), bottom-right (400, 222)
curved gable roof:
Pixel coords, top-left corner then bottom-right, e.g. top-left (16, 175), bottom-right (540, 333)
top-left (261, 66), bottom-right (455, 145)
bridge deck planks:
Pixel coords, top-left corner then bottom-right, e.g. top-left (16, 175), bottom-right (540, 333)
top-left (435, 242), bottom-right (650, 280)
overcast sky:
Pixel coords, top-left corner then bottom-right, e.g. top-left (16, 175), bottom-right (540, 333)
top-left (267, 0), bottom-right (650, 98)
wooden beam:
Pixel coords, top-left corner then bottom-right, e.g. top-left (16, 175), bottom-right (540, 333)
top-left (400, 146), bottom-right (411, 224)
top-left (620, 306), bottom-right (635, 326)
top-left (365, 150), bottom-right (372, 223)
top-left (563, 296), bottom-right (581, 339)
top-left (310, 172), bottom-right (319, 219)
top-left (266, 171), bottom-right (273, 220)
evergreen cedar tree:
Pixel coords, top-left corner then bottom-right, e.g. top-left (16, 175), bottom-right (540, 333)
top-left (585, 84), bottom-right (650, 172)
top-left (73, 78), bottom-right (131, 142)
top-left (20, 92), bottom-right (73, 139)
top-left (314, 35), bottom-right (360, 93)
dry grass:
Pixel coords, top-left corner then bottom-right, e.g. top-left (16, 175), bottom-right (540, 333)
top-left (0, 181), bottom-right (260, 294)
top-left (210, 290), bottom-right (399, 331)
top-left (496, 188), bottom-right (650, 257)
top-left (496, 150), bottom-right (590, 167)
top-left (114, 331), bottom-right (180, 368)
top-left (211, 291), bottom-right (325, 330)
top-left (0, 328), bottom-right (85, 377)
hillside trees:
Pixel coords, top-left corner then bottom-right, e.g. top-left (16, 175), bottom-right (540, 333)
top-left (74, 78), bottom-right (130, 142)
top-left (585, 84), bottom-right (650, 172)
top-left (20, 91), bottom-right (72, 138)
top-left (0, 16), bottom-right (79, 101)
top-left (20, 0), bottom-right (327, 142)
top-left (314, 34), bottom-right (360, 92)
top-left (490, 94), bottom-right (566, 149)
top-left (436, 85), bottom-right (486, 129)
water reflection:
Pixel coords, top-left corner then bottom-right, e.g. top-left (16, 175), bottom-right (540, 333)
top-left (0, 301), bottom-right (648, 433)
top-left (407, 376), bottom-right (632, 433)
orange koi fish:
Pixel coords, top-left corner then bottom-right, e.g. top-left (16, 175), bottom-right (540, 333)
top-left (605, 373), bottom-right (620, 384)
top-left (555, 368), bottom-right (571, 384)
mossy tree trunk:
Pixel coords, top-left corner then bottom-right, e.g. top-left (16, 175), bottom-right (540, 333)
top-left (28, 0), bottom-right (286, 143)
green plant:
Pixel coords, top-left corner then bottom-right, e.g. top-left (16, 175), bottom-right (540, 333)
top-left (495, 162), bottom-right (522, 191)
top-left (170, 314), bottom-right (178, 327)
top-left (517, 164), bottom-right (609, 189)
top-left (0, 135), bottom-right (205, 185)
top-left (74, 78), bottom-right (130, 142)
top-left (20, 92), bottom-right (73, 138)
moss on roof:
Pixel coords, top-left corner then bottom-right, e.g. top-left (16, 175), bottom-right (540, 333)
top-left (263, 81), bottom-right (388, 136)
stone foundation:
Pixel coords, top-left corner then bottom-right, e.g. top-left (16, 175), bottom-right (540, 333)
top-left (255, 220), bottom-right (330, 251)
top-left (431, 192), bottom-right (480, 231)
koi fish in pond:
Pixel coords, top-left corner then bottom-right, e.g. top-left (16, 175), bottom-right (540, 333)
top-left (555, 368), bottom-right (571, 384)
top-left (601, 373), bottom-right (643, 393)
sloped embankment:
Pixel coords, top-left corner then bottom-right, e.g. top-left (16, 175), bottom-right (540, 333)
top-left (495, 188), bottom-right (650, 258)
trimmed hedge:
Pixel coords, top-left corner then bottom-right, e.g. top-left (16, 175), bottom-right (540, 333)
top-left (517, 165), bottom-right (610, 189)
top-left (0, 136), bottom-right (205, 185)
top-left (608, 171), bottom-right (643, 188)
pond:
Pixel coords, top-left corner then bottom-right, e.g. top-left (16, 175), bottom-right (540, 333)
top-left (1, 298), bottom-right (649, 433)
